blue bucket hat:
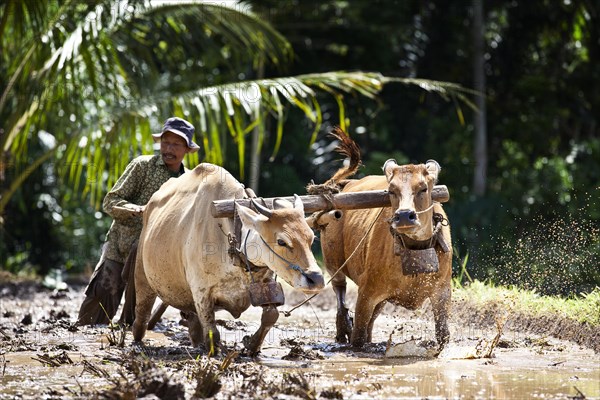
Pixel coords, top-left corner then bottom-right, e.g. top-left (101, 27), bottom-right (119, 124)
top-left (152, 117), bottom-right (200, 153)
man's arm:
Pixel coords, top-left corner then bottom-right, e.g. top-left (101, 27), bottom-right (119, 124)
top-left (103, 158), bottom-right (145, 221)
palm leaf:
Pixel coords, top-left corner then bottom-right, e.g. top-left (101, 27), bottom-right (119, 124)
top-left (66, 71), bottom-right (475, 198)
top-left (0, 0), bottom-right (476, 212)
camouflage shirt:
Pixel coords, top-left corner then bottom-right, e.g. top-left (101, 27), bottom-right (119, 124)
top-left (102, 154), bottom-right (185, 263)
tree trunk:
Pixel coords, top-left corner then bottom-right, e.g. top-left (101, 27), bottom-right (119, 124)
top-left (472, 0), bottom-right (487, 196)
top-left (249, 62), bottom-right (265, 192)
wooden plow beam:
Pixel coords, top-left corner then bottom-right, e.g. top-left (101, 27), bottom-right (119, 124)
top-left (211, 185), bottom-right (449, 218)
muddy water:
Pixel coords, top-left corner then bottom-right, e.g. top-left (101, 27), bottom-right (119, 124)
top-left (272, 349), bottom-right (600, 399)
top-left (250, 310), bottom-right (600, 399)
top-left (1, 283), bottom-right (599, 399)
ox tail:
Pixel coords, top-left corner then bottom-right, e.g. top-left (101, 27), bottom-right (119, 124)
top-left (325, 127), bottom-right (362, 185)
top-left (306, 127), bottom-right (362, 196)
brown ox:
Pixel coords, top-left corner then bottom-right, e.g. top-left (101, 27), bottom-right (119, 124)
top-left (132, 163), bottom-right (324, 354)
top-left (320, 157), bottom-right (452, 349)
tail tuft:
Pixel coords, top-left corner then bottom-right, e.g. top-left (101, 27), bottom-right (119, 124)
top-left (325, 127), bottom-right (362, 185)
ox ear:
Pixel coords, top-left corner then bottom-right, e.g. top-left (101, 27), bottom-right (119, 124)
top-left (237, 205), bottom-right (269, 229)
top-left (425, 159), bottom-right (441, 184)
top-left (383, 159), bottom-right (398, 182)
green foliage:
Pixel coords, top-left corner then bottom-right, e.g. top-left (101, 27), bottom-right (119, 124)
top-left (1, 0), bottom-right (599, 298)
top-left (258, 0), bottom-right (600, 296)
top-left (0, 133), bottom-right (108, 275)
top-left (450, 137), bottom-right (600, 295)
top-left (0, 1), bottom-right (372, 274)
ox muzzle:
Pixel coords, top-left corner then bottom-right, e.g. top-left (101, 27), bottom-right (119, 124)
top-left (289, 263), bottom-right (325, 292)
top-left (302, 270), bottom-right (325, 290)
top-left (391, 209), bottom-right (420, 229)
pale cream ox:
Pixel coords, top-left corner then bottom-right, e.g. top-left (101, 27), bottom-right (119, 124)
top-left (132, 163), bottom-right (324, 354)
top-left (320, 157), bottom-right (452, 350)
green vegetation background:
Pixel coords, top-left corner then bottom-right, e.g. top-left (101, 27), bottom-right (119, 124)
top-left (1, 1), bottom-right (598, 297)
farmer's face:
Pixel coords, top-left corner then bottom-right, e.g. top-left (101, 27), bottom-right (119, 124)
top-left (160, 131), bottom-right (190, 172)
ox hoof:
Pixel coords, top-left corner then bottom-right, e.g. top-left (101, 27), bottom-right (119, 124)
top-left (437, 336), bottom-right (450, 351)
top-left (335, 310), bottom-right (353, 344)
top-left (335, 334), bottom-right (349, 344)
top-left (350, 338), bottom-right (367, 349)
top-left (350, 328), bottom-right (368, 349)
top-left (242, 335), bottom-right (261, 356)
top-left (435, 326), bottom-right (450, 351)
top-left (131, 340), bottom-right (147, 353)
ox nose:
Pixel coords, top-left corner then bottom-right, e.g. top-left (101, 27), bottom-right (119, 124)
top-left (304, 270), bottom-right (325, 289)
top-left (393, 209), bottom-right (418, 227)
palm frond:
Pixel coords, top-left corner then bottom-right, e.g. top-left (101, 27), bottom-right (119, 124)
top-left (391, 77), bottom-right (480, 112)
top-left (65, 71), bottom-right (475, 196)
top-left (1, 0), bottom-right (477, 211)
top-left (1, 0), bottom-right (291, 153)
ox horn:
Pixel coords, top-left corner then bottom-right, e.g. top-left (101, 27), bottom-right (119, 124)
top-left (383, 158), bottom-right (398, 181)
top-left (425, 159), bottom-right (441, 184)
top-left (250, 198), bottom-right (273, 218)
top-left (293, 194), bottom-right (304, 211)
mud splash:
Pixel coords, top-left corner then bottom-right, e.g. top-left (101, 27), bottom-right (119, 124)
top-left (1, 281), bottom-right (599, 399)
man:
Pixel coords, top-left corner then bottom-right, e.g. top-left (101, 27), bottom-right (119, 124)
top-left (77, 117), bottom-right (200, 325)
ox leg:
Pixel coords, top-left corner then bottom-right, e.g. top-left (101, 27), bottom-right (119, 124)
top-left (430, 285), bottom-right (451, 350)
top-left (351, 287), bottom-right (380, 348)
top-left (243, 305), bottom-right (279, 356)
top-left (332, 277), bottom-right (353, 344)
top-left (186, 312), bottom-right (204, 348)
top-left (366, 302), bottom-right (385, 343)
top-left (131, 268), bottom-right (156, 343)
top-left (146, 301), bottom-right (169, 330)
top-left (192, 295), bottom-right (221, 354)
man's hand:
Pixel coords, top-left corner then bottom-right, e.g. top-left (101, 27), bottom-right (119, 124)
top-left (112, 204), bottom-right (145, 219)
top-left (125, 204), bottom-right (145, 214)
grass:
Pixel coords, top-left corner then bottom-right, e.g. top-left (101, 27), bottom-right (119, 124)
top-left (453, 279), bottom-right (600, 327)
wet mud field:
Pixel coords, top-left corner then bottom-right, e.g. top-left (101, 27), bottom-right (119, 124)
top-left (1, 280), bottom-right (599, 399)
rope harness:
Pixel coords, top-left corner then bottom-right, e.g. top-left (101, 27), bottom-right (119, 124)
top-left (282, 206), bottom-right (386, 317)
top-left (234, 228), bottom-right (310, 282)
top-left (258, 236), bottom-right (309, 277)
top-left (219, 187), bottom-right (449, 316)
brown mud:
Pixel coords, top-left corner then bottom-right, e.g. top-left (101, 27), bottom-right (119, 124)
top-left (1, 278), bottom-right (599, 399)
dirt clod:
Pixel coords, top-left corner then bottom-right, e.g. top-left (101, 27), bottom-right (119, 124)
top-left (320, 388), bottom-right (344, 399)
top-left (282, 345), bottom-right (324, 360)
top-left (20, 314), bottom-right (32, 325)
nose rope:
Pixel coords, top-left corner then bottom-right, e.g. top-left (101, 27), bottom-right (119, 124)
top-left (239, 229), bottom-right (308, 278)
top-left (415, 201), bottom-right (440, 215)
top-left (258, 236), bottom-right (308, 277)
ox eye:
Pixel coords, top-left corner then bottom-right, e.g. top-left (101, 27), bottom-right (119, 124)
top-left (277, 239), bottom-right (287, 247)
top-left (419, 187), bottom-right (428, 194)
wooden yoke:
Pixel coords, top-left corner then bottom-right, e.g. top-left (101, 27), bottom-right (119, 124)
top-left (211, 185), bottom-right (449, 219)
